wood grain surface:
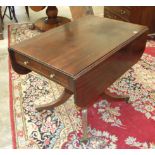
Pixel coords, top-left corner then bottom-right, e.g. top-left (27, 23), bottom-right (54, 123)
top-left (10, 16), bottom-right (148, 77)
top-left (9, 15), bottom-right (148, 108)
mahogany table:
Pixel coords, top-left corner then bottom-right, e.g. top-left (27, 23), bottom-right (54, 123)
top-left (9, 16), bottom-right (148, 141)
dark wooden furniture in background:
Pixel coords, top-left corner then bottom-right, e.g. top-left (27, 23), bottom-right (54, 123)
top-left (9, 16), bottom-right (148, 141)
top-left (104, 6), bottom-right (155, 33)
top-left (0, 6), bottom-right (3, 40)
top-left (30, 6), bottom-right (71, 31)
top-left (29, 6), bottom-right (94, 31)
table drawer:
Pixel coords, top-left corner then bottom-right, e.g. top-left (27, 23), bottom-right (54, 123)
top-left (104, 8), bottom-right (129, 22)
top-left (14, 52), bottom-right (74, 91)
top-left (105, 6), bottom-right (130, 20)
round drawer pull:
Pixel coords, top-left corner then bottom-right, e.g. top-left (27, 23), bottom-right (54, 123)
top-left (133, 31), bottom-right (138, 34)
top-left (50, 73), bottom-right (55, 79)
top-left (24, 61), bottom-right (29, 65)
top-left (120, 10), bottom-right (126, 15)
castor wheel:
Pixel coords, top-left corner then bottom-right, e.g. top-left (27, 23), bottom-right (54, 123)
top-left (125, 97), bottom-right (130, 103)
top-left (79, 137), bottom-right (89, 144)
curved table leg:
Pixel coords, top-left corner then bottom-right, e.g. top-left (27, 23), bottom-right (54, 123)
top-left (101, 89), bottom-right (129, 103)
top-left (36, 89), bottom-right (73, 112)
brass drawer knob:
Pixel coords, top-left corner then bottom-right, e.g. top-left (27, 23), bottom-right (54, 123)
top-left (50, 73), bottom-right (55, 79)
top-left (120, 10), bottom-right (126, 15)
top-left (24, 61), bottom-right (29, 65)
top-left (133, 31), bottom-right (138, 34)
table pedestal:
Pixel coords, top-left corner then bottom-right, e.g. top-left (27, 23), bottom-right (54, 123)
top-left (33, 6), bottom-right (71, 31)
top-left (35, 87), bottom-right (129, 142)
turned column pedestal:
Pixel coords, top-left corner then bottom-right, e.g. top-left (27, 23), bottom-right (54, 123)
top-left (32, 6), bottom-right (71, 31)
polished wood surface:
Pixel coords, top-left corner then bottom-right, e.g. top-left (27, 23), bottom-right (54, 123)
top-left (34, 16), bottom-right (71, 32)
top-left (9, 51), bottom-right (74, 90)
top-left (75, 33), bottom-right (147, 107)
top-left (104, 6), bottom-right (155, 33)
top-left (9, 16), bottom-right (148, 108)
top-left (10, 16), bottom-right (147, 76)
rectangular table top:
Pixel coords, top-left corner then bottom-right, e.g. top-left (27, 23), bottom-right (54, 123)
top-left (10, 15), bottom-right (148, 78)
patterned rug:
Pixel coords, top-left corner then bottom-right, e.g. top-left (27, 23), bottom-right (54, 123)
top-left (8, 23), bottom-right (155, 149)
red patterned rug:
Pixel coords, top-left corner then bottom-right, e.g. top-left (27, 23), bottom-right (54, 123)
top-left (8, 23), bottom-right (155, 149)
